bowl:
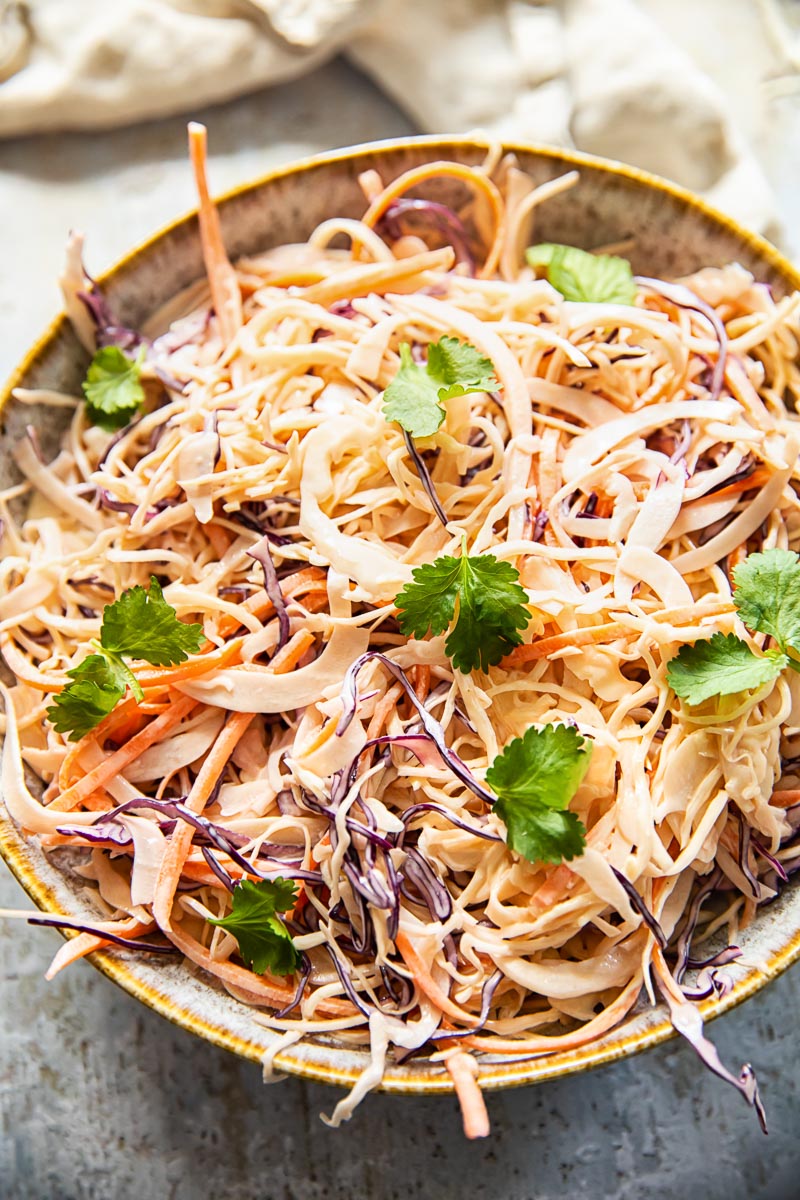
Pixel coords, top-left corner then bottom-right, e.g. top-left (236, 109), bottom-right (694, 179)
top-left (2, 135), bottom-right (800, 1098)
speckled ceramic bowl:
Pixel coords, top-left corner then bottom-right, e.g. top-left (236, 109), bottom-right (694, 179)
top-left (2, 136), bottom-right (800, 1098)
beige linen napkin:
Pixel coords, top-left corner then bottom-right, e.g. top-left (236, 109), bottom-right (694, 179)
top-left (0, 0), bottom-right (781, 231)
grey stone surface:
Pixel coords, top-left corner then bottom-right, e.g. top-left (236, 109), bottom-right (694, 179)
top-left (2, 44), bottom-right (800, 1200)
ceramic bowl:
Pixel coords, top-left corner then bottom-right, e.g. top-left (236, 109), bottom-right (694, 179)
top-left (2, 135), bottom-right (799, 1097)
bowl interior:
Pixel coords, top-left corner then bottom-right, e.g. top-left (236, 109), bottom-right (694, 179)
top-left (2, 135), bottom-right (800, 1094)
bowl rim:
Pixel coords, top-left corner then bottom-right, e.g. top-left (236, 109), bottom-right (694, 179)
top-left (2, 133), bottom-right (800, 1095)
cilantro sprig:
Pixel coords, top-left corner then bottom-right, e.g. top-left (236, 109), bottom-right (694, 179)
top-left (82, 345), bottom-right (146, 430)
top-left (47, 577), bottom-right (204, 741)
top-left (526, 243), bottom-right (636, 305)
top-left (382, 336), bottom-right (498, 439)
top-left (667, 549), bottom-right (800, 706)
top-left (395, 541), bottom-right (530, 672)
top-left (485, 724), bottom-right (591, 864)
top-left (208, 878), bottom-right (301, 976)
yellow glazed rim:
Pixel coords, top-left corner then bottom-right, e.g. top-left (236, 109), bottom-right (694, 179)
top-left (2, 135), bottom-right (800, 1095)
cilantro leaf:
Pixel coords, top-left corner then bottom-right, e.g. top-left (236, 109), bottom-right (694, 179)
top-left (46, 578), bottom-right (204, 742)
top-left (485, 724), bottom-right (591, 864)
top-left (526, 243), bottom-right (636, 305)
top-left (100, 576), bottom-right (203, 665)
top-left (732, 549), bottom-right (800, 656)
top-left (394, 554), bottom-right (462, 639)
top-left (666, 632), bottom-right (786, 706)
top-left (46, 654), bottom-right (128, 742)
top-left (395, 547), bottom-right (530, 672)
top-left (82, 346), bottom-right (146, 431)
top-left (382, 344), bottom-right (445, 438)
top-left (382, 337), bottom-right (498, 439)
top-left (208, 878), bottom-right (301, 977)
top-left (425, 336), bottom-right (497, 402)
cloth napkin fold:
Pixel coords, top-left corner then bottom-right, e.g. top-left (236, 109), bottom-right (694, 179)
top-left (0, 0), bottom-right (782, 231)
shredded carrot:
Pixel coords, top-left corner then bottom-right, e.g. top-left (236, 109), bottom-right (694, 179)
top-left (772, 789), bottom-right (800, 808)
top-left (216, 567), bottom-right (326, 638)
top-left (153, 710), bottom-right (256, 930)
top-left (57, 695), bottom-right (144, 790)
top-left (366, 682), bottom-right (403, 741)
top-left (300, 248), bottom-right (455, 307)
top-left (394, 931), bottom-right (479, 1027)
top-left (136, 637), bottom-right (243, 689)
top-left (188, 123), bottom-right (242, 345)
top-left (49, 695), bottom-right (198, 812)
top-left (359, 161), bottom-right (506, 278)
top-left (527, 863), bottom-right (576, 915)
top-left (268, 629), bottom-right (316, 675)
top-left (180, 860), bottom-right (247, 888)
top-left (258, 269), bottom-right (329, 288)
top-left (503, 622), bottom-right (632, 666)
top-left (700, 467), bottom-right (772, 502)
top-left (444, 1051), bottom-right (490, 1139)
top-left (411, 664), bottom-right (431, 702)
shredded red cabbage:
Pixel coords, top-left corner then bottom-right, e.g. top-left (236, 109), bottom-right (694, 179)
top-left (398, 802), bottom-right (501, 845)
top-left (673, 869), bottom-right (722, 985)
top-left (247, 534), bottom-right (290, 649)
top-left (272, 958), bottom-right (312, 1018)
top-left (57, 821), bottom-right (133, 847)
top-left (25, 913), bottom-right (175, 955)
top-left (611, 868), bottom-right (668, 948)
top-left (658, 982), bottom-right (767, 1134)
top-left (337, 653), bottom-right (496, 807)
top-left (381, 198), bottom-right (475, 273)
top-left (68, 799), bottom-right (322, 885)
top-left (430, 969), bottom-right (503, 1041)
top-left (401, 847), bottom-right (452, 920)
top-left (736, 811), bottom-right (761, 899)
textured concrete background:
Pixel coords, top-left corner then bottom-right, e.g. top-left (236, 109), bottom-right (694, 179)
top-left (2, 31), bottom-right (800, 1200)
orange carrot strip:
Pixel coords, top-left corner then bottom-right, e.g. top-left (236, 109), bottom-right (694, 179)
top-left (98, 711), bottom-right (150, 746)
top-left (135, 637), bottom-right (243, 689)
top-left (412, 665), bottom-right (431, 702)
top-left (527, 863), bottom-right (576, 916)
top-left (503, 622), bottom-right (632, 666)
top-left (772, 789), bottom-right (800, 808)
top-left (153, 710), bottom-right (256, 930)
top-left (188, 123), bottom-right (242, 344)
top-left (300, 249), bottom-right (454, 306)
top-left (268, 629), bottom-right (315, 675)
top-left (698, 467), bottom-right (772, 502)
top-left (49, 695), bottom-right (198, 812)
top-left (394, 931), bottom-right (479, 1027)
top-left (181, 861), bottom-right (245, 888)
top-left (45, 919), bottom-right (157, 980)
top-left (216, 568), bottom-right (326, 638)
top-left (257, 269), bottom-right (328, 288)
top-left (57, 695), bottom-right (145, 790)
top-left (366, 683), bottom-right (403, 742)
top-left (360, 161), bottom-right (506, 278)
top-left (445, 1051), bottom-right (490, 1139)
